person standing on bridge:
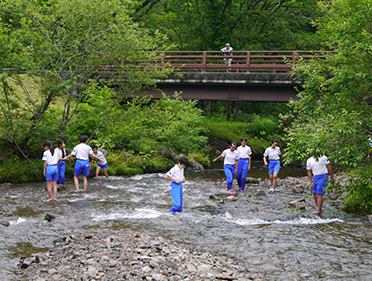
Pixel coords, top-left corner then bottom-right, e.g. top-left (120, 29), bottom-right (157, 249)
top-left (221, 43), bottom-right (233, 72)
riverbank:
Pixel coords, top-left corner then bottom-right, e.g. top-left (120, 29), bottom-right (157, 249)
top-left (16, 228), bottom-right (262, 281)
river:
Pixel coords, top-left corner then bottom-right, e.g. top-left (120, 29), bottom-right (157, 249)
top-left (0, 162), bottom-right (371, 280)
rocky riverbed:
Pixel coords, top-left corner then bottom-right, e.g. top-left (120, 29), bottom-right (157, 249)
top-left (16, 229), bottom-right (262, 281)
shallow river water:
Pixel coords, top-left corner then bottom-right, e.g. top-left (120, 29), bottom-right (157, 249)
top-left (1, 162), bottom-right (371, 280)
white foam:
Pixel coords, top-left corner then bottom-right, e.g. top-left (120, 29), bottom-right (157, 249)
top-left (92, 208), bottom-right (163, 221)
top-left (232, 217), bottom-right (343, 226)
top-left (9, 217), bottom-right (27, 225)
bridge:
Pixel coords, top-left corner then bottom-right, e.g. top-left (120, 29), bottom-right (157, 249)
top-left (97, 51), bottom-right (330, 102)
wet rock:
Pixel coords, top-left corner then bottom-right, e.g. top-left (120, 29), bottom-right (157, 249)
top-left (246, 177), bottom-right (259, 184)
top-left (0, 219), bottom-right (10, 227)
top-left (293, 187), bottom-right (304, 193)
top-left (226, 196), bottom-right (238, 201)
top-left (255, 190), bottom-right (266, 197)
top-left (188, 157), bottom-right (204, 170)
top-left (19, 257), bottom-right (34, 269)
top-left (0, 182), bottom-right (12, 188)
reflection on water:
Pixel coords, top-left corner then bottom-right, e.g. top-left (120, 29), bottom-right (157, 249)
top-left (0, 162), bottom-right (371, 280)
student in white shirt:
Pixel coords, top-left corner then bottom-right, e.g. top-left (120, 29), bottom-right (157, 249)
top-left (91, 145), bottom-right (109, 179)
top-left (213, 142), bottom-right (239, 194)
top-left (164, 156), bottom-right (189, 214)
top-left (263, 139), bottom-right (281, 192)
top-left (56, 139), bottom-right (67, 187)
top-left (236, 137), bottom-right (252, 191)
top-left (63, 135), bottom-right (101, 192)
top-left (42, 140), bottom-right (59, 201)
top-left (306, 154), bottom-right (334, 214)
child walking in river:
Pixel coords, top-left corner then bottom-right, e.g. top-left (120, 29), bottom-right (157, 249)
top-left (56, 139), bottom-right (67, 188)
top-left (62, 135), bottom-right (102, 192)
top-left (213, 142), bottom-right (239, 194)
top-left (91, 145), bottom-right (109, 179)
top-left (164, 156), bottom-right (189, 214)
top-left (236, 137), bottom-right (252, 191)
top-left (42, 140), bottom-right (59, 201)
top-left (263, 139), bottom-right (281, 191)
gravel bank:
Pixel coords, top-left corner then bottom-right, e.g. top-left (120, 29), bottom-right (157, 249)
top-left (16, 229), bottom-right (262, 281)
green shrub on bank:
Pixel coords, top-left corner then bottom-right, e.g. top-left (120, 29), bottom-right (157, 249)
top-left (0, 158), bottom-right (44, 183)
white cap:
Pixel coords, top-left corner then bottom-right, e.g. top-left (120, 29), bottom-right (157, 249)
top-left (226, 43), bottom-right (230, 46)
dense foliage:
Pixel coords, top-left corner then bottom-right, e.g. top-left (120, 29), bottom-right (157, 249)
top-left (133, 0), bottom-right (325, 50)
top-left (282, 0), bottom-right (372, 213)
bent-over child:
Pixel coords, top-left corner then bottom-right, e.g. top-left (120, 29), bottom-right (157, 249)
top-left (91, 145), bottom-right (109, 179)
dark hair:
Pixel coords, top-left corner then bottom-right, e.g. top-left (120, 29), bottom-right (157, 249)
top-left (230, 142), bottom-right (237, 147)
top-left (43, 140), bottom-right (55, 156)
top-left (92, 145), bottom-right (98, 150)
top-left (241, 137), bottom-right (247, 142)
top-left (80, 135), bottom-right (88, 143)
top-left (178, 156), bottom-right (189, 166)
top-left (57, 139), bottom-right (65, 158)
top-left (271, 139), bottom-right (278, 145)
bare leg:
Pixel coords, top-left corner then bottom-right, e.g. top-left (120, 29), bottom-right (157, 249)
top-left (269, 174), bottom-right (274, 189)
top-left (52, 180), bottom-right (57, 200)
top-left (316, 194), bottom-right (323, 213)
top-left (47, 181), bottom-right (52, 200)
top-left (103, 168), bottom-right (109, 179)
top-left (83, 175), bottom-right (88, 191)
top-left (74, 175), bottom-right (80, 191)
top-left (95, 166), bottom-right (101, 179)
top-left (272, 172), bottom-right (279, 189)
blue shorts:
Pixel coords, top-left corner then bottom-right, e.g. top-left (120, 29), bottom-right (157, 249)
top-left (269, 160), bottom-right (280, 174)
top-left (97, 163), bottom-right (108, 169)
top-left (75, 159), bottom-right (90, 176)
top-left (313, 174), bottom-right (328, 195)
top-left (46, 164), bottom-right (58, 181)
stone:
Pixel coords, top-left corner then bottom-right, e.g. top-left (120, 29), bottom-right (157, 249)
top-left (86, 267), bottom-right (97, 278)
top-left (0, 220), bottom-right (10, 227)
top-left (48, 268), bottom-right (58, 275)
top-left (226, 196), bottom-right (238, 201)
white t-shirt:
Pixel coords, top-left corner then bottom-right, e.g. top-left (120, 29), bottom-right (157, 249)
top-left (71, 143), bottom-right (93, 160)
top-left (166, 164), bottom-right (184, 182)
top-left (95, 150), bottom-right (107, 165)
top-left (221, 149), bottom-right (239, 165)
top-left (42, 149), bottom-right (59, 165)
top-left (306, 155), bottom-right (330, 176)
top-left (237, 145), bottom-right (252, 159)
top-left (263, 146), bottom-right (281, 160)
top-left (55, 147), bottom-right (66, 160)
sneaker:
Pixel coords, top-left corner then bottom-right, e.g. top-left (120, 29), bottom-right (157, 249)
top-left (227, 190), bottom-right (235, 195)
top-left (270, 188), bottom-right (275, 192)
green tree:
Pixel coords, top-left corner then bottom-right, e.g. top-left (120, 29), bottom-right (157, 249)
top-left (133, 0), bottom-right (325, 50)
top-left (282, 0), bottom-right (372, 213)
top-left (0, 0), bottom-right (171, 155)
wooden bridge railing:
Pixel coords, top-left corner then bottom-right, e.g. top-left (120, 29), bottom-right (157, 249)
top-left (96, 51), bottom-right (331, 73)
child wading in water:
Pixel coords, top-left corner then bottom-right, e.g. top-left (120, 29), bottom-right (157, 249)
top-left (213, 142), bottom-right (239, 194)
top-left (91, 145), bottom-right (109, 179)
top-left (263, 139), bottom-right (281, 191)
top-left (56, 139), bottom-right (67, 188)
top-left (164, 156), bottom-right (189, 214)
top-left (62, 135), bottom-right (101, 191)
top-left (236, 137), bottom-right (252, 191)
top-left (42, 140), bottom-right (59, 201)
